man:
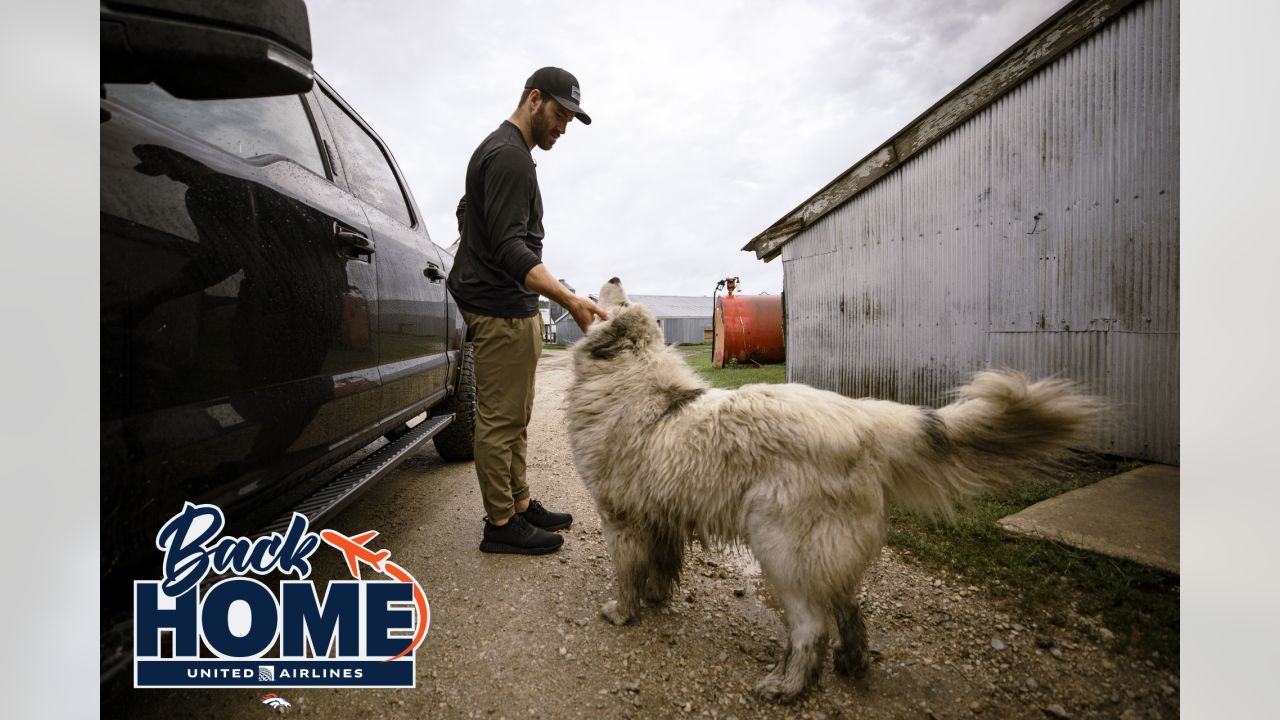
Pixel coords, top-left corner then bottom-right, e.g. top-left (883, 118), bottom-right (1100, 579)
top-left (447, 67), bottom-right (608, 555)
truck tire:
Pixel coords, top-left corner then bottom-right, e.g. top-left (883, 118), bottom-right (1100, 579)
top-left (432, 342), bottom-right (476, 461)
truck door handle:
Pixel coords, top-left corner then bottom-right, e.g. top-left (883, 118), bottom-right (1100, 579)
top-left (334, 222), bottom-right (375, 259)
top-left (424, 262), bottom-right (445, 282)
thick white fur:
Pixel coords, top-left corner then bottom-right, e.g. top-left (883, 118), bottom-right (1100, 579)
top-left (567, 279), bottom-right (1102, 703)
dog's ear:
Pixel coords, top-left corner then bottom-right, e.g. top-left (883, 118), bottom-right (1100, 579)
top-left (583, 317), bottom-right (634, 360)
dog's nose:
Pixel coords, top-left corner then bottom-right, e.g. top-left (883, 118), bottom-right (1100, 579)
top-left (608, 277), bottom-right (621, 285)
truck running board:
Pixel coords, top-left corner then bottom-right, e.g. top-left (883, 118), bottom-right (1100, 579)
top-left (258, 413), bottom-right (455, 536)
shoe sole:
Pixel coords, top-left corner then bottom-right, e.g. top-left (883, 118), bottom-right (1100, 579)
top-left (479, 538), bottom-right (563, 555)
top-left (526, 519), bottom-right (572, 532)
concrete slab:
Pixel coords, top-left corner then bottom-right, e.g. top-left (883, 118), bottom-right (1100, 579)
top-left (997, 464), bottom-right (1179, 574)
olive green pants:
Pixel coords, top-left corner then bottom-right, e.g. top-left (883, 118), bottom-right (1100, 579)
top-left (461, 310), bottom-right (543, 522)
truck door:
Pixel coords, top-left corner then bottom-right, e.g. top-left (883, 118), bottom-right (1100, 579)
top-left (312, 85), bottom-right (451, 425)
top-left (100, 82), bottom-right (383, 567)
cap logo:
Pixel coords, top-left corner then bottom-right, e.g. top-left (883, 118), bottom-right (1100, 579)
top-left (570, 86), bottom-right (581, 103)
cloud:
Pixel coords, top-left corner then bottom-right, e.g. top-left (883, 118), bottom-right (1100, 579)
top-left (307, 0), bottom-right (1066, 296)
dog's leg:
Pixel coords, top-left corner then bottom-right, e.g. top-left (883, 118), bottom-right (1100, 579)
top-left (752, 586), bottom-right (828, 703)
top-left (833, 600), bottom-right (871, 678)
top-left (641, 524), bottom-right (682, 607)
top-left (600, 521), bottom-right (651, 625)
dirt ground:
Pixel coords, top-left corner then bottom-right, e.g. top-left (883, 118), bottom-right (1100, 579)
top-left (103, 350), bottom-right (1179, 719)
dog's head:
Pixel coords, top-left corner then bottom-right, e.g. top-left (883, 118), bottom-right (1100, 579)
top-left (597, 276), bottom-right (631, 315)
top-left (572, 278), bottom-right (663, 368)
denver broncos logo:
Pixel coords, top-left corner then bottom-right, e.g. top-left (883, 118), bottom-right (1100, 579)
top-left (260, 693), bottom-right (292, 711)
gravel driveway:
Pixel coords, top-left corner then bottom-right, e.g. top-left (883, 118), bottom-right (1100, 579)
top-left (104, 349), bottom-right (1178, 719)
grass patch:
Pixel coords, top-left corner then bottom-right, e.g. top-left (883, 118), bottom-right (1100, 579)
top-left (888, 454), bottom-right (1178, 669)
top-left (543, 342), bottom-right (565, 350)
top-left (677, 345), bottom-right (786, 389)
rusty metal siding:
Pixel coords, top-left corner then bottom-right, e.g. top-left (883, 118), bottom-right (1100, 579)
top-left (986, 330), bottom-right (1177, 460)
top-left (1105, 332), bottom-right (1178, 460)
top-left (785, 213), bottom-right (839, 261)
top-left (786, 114), bottom-right (994, 408)
top-left (836, 172), bottom-right (902, 399)
top-left (989, 24), bottom-right (1120, 334)
top-left (782, 251), bottom-right (841, 388)
top-left (781, 0), bottom-right (1177, 462)
top-left (987, 331), bottom-right (1112, 449)
top-left (1111, 0), bottom-right (1179, 334)
top-left (896, 113), bottom-right (993, 406)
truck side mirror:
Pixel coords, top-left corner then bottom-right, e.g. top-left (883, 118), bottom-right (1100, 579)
top-left (101, 0), bottom-right (314, 100)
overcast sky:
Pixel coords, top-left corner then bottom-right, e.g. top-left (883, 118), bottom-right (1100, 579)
top-left (306, 0), bottom-right (1067, 298)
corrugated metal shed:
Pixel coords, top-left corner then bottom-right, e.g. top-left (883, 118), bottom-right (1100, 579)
top-left (657, 317), bottom-right (714, 345)
top-left (626, 295), bottom-right (713, 320)
top-left (555, 317), bottom-right (586, 346)
top-left (555, 294), bottom-right (713, 346)
top-left (744, 0), bottom-right (1178, 463)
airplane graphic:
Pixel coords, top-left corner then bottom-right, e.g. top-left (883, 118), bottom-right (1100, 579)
top-left (318, 528), bottom-right (430, 663)
top-left (319, 529), bottom-right (390, 579)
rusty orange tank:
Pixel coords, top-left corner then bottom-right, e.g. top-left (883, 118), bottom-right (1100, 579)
top-left (713, 279), bottom-right (785, 368)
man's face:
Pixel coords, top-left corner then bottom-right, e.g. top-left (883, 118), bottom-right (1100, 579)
top-left (530, 93), bottom-right (575, 151)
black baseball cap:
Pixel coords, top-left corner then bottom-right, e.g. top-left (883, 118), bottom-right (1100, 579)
top-left (524, 67), bottom-right (592, 125)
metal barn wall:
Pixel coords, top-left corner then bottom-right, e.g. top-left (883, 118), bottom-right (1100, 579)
top-left (780, 0), bottom-right (1178, 462)
top-left (556, 317), bottom-right (712, 346)
top-left (661, 317), bottom-right (713, 345)
top-left (556, 319), bottom-right (585, 346)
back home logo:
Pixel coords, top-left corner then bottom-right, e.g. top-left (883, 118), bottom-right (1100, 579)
top-left (133, 503), bottom-right (429, 688)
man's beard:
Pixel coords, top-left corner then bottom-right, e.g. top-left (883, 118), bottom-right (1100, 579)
top-left (531, 104), bottom-right (558, 150)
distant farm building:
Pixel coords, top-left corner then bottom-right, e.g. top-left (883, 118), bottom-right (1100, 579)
top-left (743, 0), bottom-right (1178, 463)
top-left (539, 306), bottom-right (552, 343)
top-left (552, 294), bottom-right (713, 346)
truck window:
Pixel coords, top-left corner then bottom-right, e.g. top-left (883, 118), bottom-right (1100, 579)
top-left (104, 83), bottom-right (327, 177)
top-left (314, 90), bottom-right (414, 228)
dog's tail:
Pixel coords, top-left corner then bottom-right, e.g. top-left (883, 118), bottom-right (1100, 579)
top-left (882, 370), bottom-right (1105, 516)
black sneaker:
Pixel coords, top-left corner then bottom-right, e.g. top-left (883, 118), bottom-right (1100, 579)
top-left (480, 514), bottom-right (564, 555)
top-left (518, 499), bottom-right (573, 531)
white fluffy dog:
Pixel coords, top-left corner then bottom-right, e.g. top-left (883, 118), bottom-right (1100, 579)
top-left (566, 278), bottom-right (1102, 702)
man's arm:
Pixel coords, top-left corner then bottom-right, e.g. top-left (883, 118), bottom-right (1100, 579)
top-left (482, 151), bottom-right (544, 284)
top-left (523, 264), bottom-right (609, 332)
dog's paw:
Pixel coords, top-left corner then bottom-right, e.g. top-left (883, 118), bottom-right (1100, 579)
top-left (600, 600), bottom-right (634, 626)
top-left (752, 673), bottom-right (806, 704)
top-left (834, 652), bottom-right (870, 678)
top-left (641, 587), bottom-right (673, 607)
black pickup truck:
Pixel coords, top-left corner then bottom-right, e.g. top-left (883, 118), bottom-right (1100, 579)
top-left (100, 0), bottom-right (474, 680)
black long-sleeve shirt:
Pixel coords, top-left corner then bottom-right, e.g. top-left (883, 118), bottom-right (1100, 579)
top-left (446, 121), bottom-right (544, 318)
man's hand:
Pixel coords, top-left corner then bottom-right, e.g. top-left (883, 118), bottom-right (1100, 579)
top-left (521, 263), bottom-right (611, 331)
top-left (566, 296), bottom-right (609, 332)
